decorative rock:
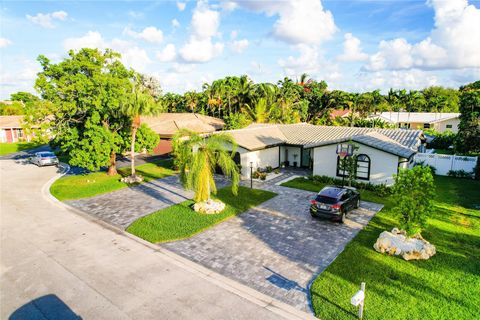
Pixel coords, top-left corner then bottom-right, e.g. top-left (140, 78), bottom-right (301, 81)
top-left (373, 228), bottom-right (436, 260)
top-left (121, 175), bottom-right (144, 184)
top-left (193, 199), bottom-right (226, 214)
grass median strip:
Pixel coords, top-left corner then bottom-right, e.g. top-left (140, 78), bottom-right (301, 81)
top-left (127, 186), bottom-right (277, 243)
top-left (50, 159), bottom-right (175, 201)
top-left (282, 176), bottom-right (480, 319)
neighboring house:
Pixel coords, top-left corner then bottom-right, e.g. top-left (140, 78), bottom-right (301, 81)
top-left (0, 116), bottom-right (31, 143)
top-left (330, 109), bottom-right (352, 120)
top-left (142, 113), bottom-right (225, 155)
top-left (370, 112), bottom-right (460, 133)
top-left (224, 123), bottom-right (423, 185)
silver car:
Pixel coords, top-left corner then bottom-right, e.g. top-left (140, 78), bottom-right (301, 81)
top-left (31, 152), bottom-right (59, 167)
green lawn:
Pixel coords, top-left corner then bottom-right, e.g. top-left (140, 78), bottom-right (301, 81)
top-left (127, 186), bottom-right (277, 243)
top-left (0, 142), bottom-right (44, 156)
top-left (281, 176), bottom-right (480, 319)
top-left (50, 159), bottom-right (175, 201)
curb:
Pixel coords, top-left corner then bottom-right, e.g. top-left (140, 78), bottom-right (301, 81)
top-left (41, 165), bottom-right (318, 320)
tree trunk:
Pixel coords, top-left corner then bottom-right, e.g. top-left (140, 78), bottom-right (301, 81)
top-left (130, 126), bottom-right (137, 177)
top-left (107, 151), bottom-right (117, 176)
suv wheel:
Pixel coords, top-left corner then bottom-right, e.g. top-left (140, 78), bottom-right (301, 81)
top-left (340, 211), bottom-right (346, 223)
top-left (355, 199), bottom-right (360, 209)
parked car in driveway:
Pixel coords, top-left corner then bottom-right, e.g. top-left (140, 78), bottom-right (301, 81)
top-left (31, 152), bottom-right (59, 167)
top-left (310, 185), bottom-right (360, 222)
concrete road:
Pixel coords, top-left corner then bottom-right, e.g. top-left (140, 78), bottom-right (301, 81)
top-left (0, 159), bottom-right (312, 320)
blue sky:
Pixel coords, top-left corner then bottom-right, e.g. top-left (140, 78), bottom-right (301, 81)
top-left (1, 0), bottom-right (479, 99)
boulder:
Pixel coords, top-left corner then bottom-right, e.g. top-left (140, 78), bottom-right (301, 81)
top-left (121, 175), bottom-right (144, 184)
top-left (193, 199), bottom-right (226, 214)
top-left (374, 228), bottom-right (436, 260)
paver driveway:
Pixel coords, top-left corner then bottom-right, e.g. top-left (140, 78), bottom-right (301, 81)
top-left (162, 181), bottom-right (383, 312)
top-left (66, 175), bottom-right (229, 229)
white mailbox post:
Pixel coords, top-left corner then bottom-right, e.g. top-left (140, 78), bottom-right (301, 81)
top-left (351, 282), bottom-right (366, 319)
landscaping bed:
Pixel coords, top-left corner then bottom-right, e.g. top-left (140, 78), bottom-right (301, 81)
top-left (282, 176), bottom-right (480, 319)
top-left (127, 186), bottom-right (277, 243)
top-left (50, 159), bottom-right (175, 201)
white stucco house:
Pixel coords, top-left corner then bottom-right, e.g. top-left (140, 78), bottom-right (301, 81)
top-left (370, 112), bottom-right (460, 133)
top-left (224, 123), bottom-right (424, 185)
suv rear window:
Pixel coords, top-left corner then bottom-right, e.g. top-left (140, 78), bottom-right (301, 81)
top-left (315, 195), bottom-right (338, 204)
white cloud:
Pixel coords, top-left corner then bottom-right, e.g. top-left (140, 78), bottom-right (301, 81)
top-left (337, 33), bottom-right (368, 62)
top-left (179, 1), bottom-right (224, 63)
top-left (26, 10), bottom-right (68, 28)
top-left (230, 30), bottom-right (238, 40)
top-left (63, 31), bottom-right (105, 51)
top-left (156, 44), bottom-right (177, 62)
top-left (180, 38), bottom-right (224, 63)
top-left (278, 44), bottom-right (321, 76)
top-left (171, 19), bottom-right (180, 28)
top-left (357, 69), bottom-right (439, 91)
top-left (177, 2), bottom-right (186, 11)
top-left (63, 31), bottom-right (151, 72)
top-left (0, 59), bottom-right (40, 97)
top-left (0, 38), bottom-right (12, 48)
top-left (235, 0), bottom-right (336, 45)
top-left (128, 11), bottom-right (144, 19)
top-left (365, 0), bottom-right (480, 71)
top-left (169, 63), bottom-right (196, 74)
top-left (221, 1), bottom-right (238, 12)
top-left (124, 26), bottom-right (164, 44)
top-left (230, 39), bottom-right (249, 53)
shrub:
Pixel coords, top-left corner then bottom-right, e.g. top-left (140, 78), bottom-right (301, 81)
top-left (475, 160), bottom-right (480, 180)
top-left (414, 161), bottom-right (437, 175)
top-left (266, 166), bottom-right (273, 173)
top-left (392, 166), bottom-right (435, 236)
top-left (252, 171), bottom-right (260, 179)
top-left (274, 169), bottom-right (280, 174)
top-left (260, 173), bottom-right (267, 180)
top-left (428, 131), bottom-right (456, 149)
top-left (447, 169), bottom-right (474, 179)
top-left (307, 175), bottom-right (393, 196)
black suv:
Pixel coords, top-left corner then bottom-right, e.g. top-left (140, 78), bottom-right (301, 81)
top-left (310, 186), bottom-right (360, 222)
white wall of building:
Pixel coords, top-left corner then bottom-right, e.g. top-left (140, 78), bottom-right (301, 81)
top-left (312, 143), bottom-right (403, 185)
top-left (279, 146), bottom-right (302, 167)
top-left (434, 118), bottom-right (460, 133)
top-left (239, 146), bottom-right (280, 178)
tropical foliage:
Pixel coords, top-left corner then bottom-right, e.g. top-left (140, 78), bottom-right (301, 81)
top-left (159, 73), bottom-right (467, 129)
top-left (456, 81), bottom-right (480, 155)
top-left (392, 165), bottom-right (435, 236)
top-left (172, 129), bottom-right (240, 202)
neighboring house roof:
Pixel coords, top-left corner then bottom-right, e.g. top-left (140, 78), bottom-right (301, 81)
top-left (141, 113), bottom-right (225, 138)
top-left (0, 115), bottom-right (23, 128)
top-left (232, 123), bottom-right (422, 158)
top-left (330, 109), bottom-right (351, 119)
top-left (371, 112), bottom-right (460, 124)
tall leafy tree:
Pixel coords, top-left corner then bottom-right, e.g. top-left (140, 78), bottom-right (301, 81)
top-left (455, 81), bottom-right (480, 155)
top-left (393, 166), bottom-right (435, 236)
top-left (34, 48), bottom-right (134, 174)
top-left (172, 130), bottom-right (240, 202)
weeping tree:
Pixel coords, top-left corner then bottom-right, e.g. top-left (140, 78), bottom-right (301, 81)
top-left (172, 130), bottom-right (240, 202)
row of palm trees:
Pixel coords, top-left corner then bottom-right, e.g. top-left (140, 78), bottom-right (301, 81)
top-left (157, 74), bottom-right (460, 129)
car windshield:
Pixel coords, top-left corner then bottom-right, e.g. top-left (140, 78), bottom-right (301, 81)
top-left (39, 152), bottom-right (56, 158)
top-left (315, 195), bottom-right (338, 204)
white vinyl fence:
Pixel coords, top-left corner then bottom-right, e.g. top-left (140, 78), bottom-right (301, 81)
top-left (414, 153), bottom-right (478, 176)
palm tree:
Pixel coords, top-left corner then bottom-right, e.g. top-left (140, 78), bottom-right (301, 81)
top-left (172, 130), bottom-right (240, 202)
top-left (121, 76), bottom-right (158, 180)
